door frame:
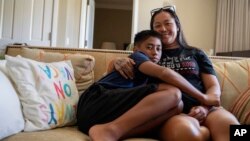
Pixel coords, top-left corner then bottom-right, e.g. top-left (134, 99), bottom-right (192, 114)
top-left (79, 0), bottom-right (87, 48)
top-left (51, 0), bottom-right (59, 46)
top-left (131, 0), bottom-right (138, 43)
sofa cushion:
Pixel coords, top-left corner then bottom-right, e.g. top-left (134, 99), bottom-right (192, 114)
top-left (2, 127), bottom-right (90, 141)
top-left (213, 59), bottom-right (250, 124)
top-left (0, 60), bottom-right (25, 140)
top-left (20, 47), bottom-right (95, 94)
top-left (2, 125), bottom-right (158, 141)
top-left (5, 55), bottom-right (79, 131)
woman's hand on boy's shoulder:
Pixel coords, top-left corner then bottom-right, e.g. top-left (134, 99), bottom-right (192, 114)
top-left (114, 57), bottom-right (135, 79)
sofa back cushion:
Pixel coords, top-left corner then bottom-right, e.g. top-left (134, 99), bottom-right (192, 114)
top-left (5, 46), bottom-right (133, 82)
top-left (20, 47), bottom-right (95, 94)
top-left (213, 59), bottom-right (250, 124)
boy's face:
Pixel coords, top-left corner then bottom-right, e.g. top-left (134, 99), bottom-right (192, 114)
top-left (135, 37), bottom-right (162, 63)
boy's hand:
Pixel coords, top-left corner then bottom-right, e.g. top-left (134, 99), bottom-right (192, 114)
top-left (188, 106), bottom-right (209, 123)
top-left (114, 57), bottom-right (135, 79)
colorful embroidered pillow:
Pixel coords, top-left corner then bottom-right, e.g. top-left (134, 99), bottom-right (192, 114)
top-left (20, 47), bottom-right (95, 94)
top-left (213, 59), bottom-right (250, 124)
top-left (5, 55), bottom-right (79, 131)
top-left (0, 61), bottom-right (25, 139)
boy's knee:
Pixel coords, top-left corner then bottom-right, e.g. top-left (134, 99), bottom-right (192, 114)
top-left (176, 101), bottom-right (183, 113)
top-left (174, 88), bottom-right (182, 101)
top-left (167, 87), bottom-right (182, 103)
top-left (160, 87), bottom-right (181, 100)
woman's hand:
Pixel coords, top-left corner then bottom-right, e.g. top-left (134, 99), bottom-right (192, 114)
top-left (113, 57), bottom-right (135, 79)
top-left (188, 106), bottom-right (209, 124)
top-left (202, 94), bottom-right (221, 107)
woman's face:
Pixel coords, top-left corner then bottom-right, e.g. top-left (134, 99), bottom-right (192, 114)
top-left (152, 11), bottom-right (179, 48)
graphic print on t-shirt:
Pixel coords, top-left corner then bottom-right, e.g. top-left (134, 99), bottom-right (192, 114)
top-left (159, 56), bottom-right (199, 75)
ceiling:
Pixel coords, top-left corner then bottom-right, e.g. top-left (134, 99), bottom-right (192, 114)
top-left (95, 0), bottom-right (133, 10)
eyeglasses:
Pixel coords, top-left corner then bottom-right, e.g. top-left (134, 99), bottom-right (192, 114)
top-left (151, 5), bottom-right (176, 16)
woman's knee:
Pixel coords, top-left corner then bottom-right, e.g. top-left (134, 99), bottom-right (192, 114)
top-left (161, 115), bottom-right (209, 141)
top-left (167, 115), bottom-right (200, 128)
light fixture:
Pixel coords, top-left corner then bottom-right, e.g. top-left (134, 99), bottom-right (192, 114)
top-left (101, 42), bottom-right (116, 50)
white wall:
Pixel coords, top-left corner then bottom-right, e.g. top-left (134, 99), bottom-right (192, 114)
top-left (131, 0), bottom-right (164, 41)
top-left (174, 0), bottom-right (217, 54)
top-left (137, 0), bottom-right (165, 31)
top-left (135, 0), bottom-right (217, 54)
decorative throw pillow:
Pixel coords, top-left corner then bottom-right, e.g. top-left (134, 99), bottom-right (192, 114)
top-left (5, 55), bottom-right (79, 131)
top-left (0, 60), bottom-right (7, 75)
top-left (213, 59), bottom-right (250, 124)
top-left (0, 63), bottom-right (25, 139)
top-left (20, 47), bottom-right (95, 94)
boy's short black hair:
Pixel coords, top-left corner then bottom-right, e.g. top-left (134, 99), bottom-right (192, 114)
top-left (134, 30), bottom-right (161, 46)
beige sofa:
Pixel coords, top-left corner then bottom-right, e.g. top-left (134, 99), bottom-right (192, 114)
top-left (1, 45), bottom-right (250, 141)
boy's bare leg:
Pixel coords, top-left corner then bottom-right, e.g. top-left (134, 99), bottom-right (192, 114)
top-left (89, 85), bottom-right (181, 141)
top-left (122, 100), bottom-right (183, 138)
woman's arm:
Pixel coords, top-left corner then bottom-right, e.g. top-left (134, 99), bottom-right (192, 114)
top-left (107, 57), bottom-right (135, 79)
top-left (139, 61), bottom-right (220, 106)
top-left (201, 73), bottom-right (221, 104)
top-left (201, 73), bottom-right (221, 96)
top-left (188, 73), bottom-right (221, 122)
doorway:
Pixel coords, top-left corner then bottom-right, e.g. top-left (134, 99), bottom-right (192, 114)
top-left (94, 0), bottom-right (133, 50)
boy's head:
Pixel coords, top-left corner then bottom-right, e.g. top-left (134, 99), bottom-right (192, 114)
top-left (133, 30), bottom-right (162, 63)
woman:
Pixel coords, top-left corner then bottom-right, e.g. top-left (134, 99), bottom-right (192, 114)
top-left (112, 6), bottom-right (239, 141)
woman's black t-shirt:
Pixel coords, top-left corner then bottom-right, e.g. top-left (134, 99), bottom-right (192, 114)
top-left (158, 46), bottom-right (216, 113)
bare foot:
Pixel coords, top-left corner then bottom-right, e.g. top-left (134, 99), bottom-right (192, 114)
top-left (89, 124), bottom-right (119, 141)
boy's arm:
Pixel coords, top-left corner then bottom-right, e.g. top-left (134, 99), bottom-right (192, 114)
top-left (139, 61), bottom-right (220, 106)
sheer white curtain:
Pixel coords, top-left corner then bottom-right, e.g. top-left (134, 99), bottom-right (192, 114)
top-left (215, 0), bottom-right (250, 53)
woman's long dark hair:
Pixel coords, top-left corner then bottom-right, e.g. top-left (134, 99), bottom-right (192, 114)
top-left (150, 9), bottom-right (189, 48)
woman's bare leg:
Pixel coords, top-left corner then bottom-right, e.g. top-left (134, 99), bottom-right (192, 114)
top-left (89, 84), bottom-right (181, 141)
top-left (204, 108), bottom-right (239, 141)
top-left (160, 114), bottom-right (210, 141)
